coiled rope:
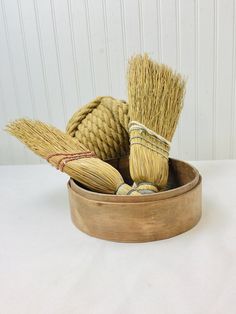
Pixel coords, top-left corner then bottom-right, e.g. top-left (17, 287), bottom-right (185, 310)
top-left (66, 96), bottom-right (130, 160)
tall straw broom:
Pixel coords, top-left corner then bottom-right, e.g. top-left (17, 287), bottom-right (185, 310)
top-left (6, 119), bottom-right (139, 195)
top-left (128, 54), bottom-right (185, 193)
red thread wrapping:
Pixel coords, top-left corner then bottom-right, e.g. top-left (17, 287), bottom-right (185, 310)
top-left (46, 151), bottom-right (96, 171)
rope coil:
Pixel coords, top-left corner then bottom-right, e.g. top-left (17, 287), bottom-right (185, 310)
top-left (66, 97), bottom-right (130, 160)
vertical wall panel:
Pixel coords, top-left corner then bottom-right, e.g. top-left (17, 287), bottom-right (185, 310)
top-left (139, 0), bottom-right (158, 58)
top-left (231, 1), bottom-right (236, 158)
top-left (68, 0), bottom-right (95, 104)
top-left (51, 0), bottom-right (79, 121)
top-left (197, 0), bottom-right (215, 160)
top-left (1, 0), bottom-right (38, 164)
top-left (161, 0), bottom-right (179, 157)
top-left (86, 0), bottom-right (110, 96)
top-left (104, 0), bottom-right (126, 98)
top-left (161, 0), bottom-right (178, 68)
top-left (34, 0), bottom-right (66, 129)
top-left (0, 1), bottom-right (19, 164)
top-left (179, 0), bottom-right (196, 160)
top-left (0, 0), bottom-right (236, 164)
top-left (123, 0), bottom-right (142, 56)
top-left (19, 0), bottom-right (51, 123)
top-left (215, 0), bottom-right (234, 159)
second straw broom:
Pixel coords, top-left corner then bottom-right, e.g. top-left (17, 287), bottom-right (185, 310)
top-left (128, 54), bottom-right (185, 193)
top-left (6, 119), bottom-right (139, 196)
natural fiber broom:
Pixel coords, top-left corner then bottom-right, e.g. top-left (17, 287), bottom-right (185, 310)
top-left (128, 54), bottom-right (185, 193)
top-left (6, 119), bottom-right (139, 195)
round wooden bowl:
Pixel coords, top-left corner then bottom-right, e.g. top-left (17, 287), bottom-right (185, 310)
top-left (67, 157), bottom-right (202, 242)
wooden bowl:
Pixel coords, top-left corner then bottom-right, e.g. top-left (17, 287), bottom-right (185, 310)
top-left (67, 158), bottom-right (202, 242)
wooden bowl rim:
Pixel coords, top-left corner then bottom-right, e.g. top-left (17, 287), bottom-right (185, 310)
top-left (68, 158), bottom-right (200, 203)
top-left (68, 175), bottom-right (202, 205)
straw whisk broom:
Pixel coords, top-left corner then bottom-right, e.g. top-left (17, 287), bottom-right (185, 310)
top-left (128, 54), bottom-right (185, 193)
top-left (6, 119), bottom-right (139, 195)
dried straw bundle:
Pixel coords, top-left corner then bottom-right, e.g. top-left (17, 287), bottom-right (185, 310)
top-left (128, 54), bottom-right (185, 193)
top-left (6, 119), bottom-right (139, 195)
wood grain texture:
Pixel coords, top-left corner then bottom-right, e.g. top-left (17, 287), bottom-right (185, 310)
top-left (68, 158), bottom-right (202, 242)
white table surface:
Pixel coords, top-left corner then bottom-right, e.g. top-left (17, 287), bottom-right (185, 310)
top-left (1, 160), bottom-right (236, 314)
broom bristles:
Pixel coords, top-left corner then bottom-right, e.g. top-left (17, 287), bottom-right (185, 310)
top-left (128, 54), bottom-right (185, 140)
top-left (128, 54), bottom-right (186, 190)
top-left (6, 119), bottom-right (139, 195)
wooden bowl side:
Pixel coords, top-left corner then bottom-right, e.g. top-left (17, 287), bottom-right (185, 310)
top-left (69, 158), bottom-right (200, 202)
top-left (68, 176), bottom-right (202, 243)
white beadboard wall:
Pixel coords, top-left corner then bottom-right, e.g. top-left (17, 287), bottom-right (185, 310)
top-left (0, 0), bottom-right (236, 164)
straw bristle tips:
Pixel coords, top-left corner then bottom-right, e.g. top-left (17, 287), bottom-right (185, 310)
top-left (6, 119), bottom-right (134, 195)
top-left (128, 54), bottom-right (185, 141)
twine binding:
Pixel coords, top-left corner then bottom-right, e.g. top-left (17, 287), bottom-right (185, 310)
top-left (116, 183), bottom-right (137, 195)
top-left (47, 151), bottom-right (96, 172)
top-left (136, 182), bottom-right (159, 193)
top-left (129, 121), bottom-right (171, 159)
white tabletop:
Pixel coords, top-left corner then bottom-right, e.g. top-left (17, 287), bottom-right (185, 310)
top-left (1, 160), bottom-right (236, 314)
